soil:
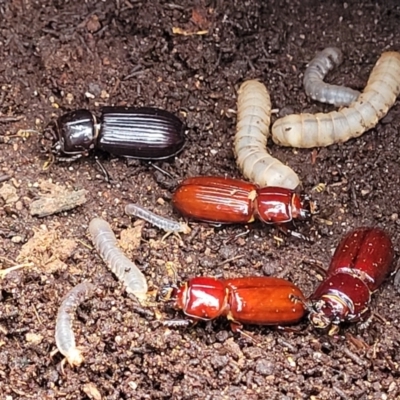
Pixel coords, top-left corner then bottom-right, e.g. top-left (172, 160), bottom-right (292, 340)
top-left (1, 0), bottom-right (400, 399)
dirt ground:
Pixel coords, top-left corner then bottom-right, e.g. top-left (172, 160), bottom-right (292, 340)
top-left (1, 0), bottom-right (400, 399)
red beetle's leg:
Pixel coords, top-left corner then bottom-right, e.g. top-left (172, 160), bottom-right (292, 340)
top-left (345, 333), bottom-right (368, 349)
top-left (289, 293), bottom-right (309, 309)
top-left (229, 322), bottom-right (260, 344)
top-left (229, 320), bottom-right (243, 333)
top-left (163, 319), bottom-right (194, 328)
top-left (301, 258), bottom-right (328, 276)
top-left (356, 308), bottom-right (381, 331)
top-left (273, 325), bottom-right (306, 333)
top-left (207, 223), bottom-right (223, 228)
top-left (327, 324), bottom-right (341, 336)
top-left (274, 223), bottom-right (310, 241)
top-left (228, 315), bottom-right (255, 341)
top-left (223, 229), bottom-right (250, 245)
top-left (358, 317), bottom-right (373, 331)
top-left (371, 310), bottom-right (388, 325)
top-left (131, 304), bottom-right (156, 319)
top-left (286, 228), bottom-right (310, 241)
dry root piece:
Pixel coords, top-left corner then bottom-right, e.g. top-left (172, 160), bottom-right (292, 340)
top-left (30, 180), bottom-right (88, 217)
top-left (82, 382), bottom-right (102, 400)
top-left (118, 220), bottom-right (145, 254)
top-left (0, 182), bottom-right (19, 204)
top-left (17, 226), bottom-right (77, 272)
top-left (0, 262), bottom-right (34, 278)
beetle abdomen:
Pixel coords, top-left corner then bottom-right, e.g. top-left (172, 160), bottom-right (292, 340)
top-left (98, 107), bottom-right (185, 159)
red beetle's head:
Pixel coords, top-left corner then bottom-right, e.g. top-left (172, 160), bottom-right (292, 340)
top-left (308, 293), bottom-right (353, 335)
top-left (159, 282), bottom-right (187, 310)
top-left (291, 193), bottom-right (318, 220)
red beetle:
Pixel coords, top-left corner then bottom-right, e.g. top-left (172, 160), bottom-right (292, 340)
top-left (308, 227), bottom-right (394, 334)
top-left (162, 276), bottom-right (306, 330)
top-left (172, 176), bottom-right (311, 227)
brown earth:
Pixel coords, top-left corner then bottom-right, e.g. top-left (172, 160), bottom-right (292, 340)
top-left (1, 0), bottom-right (400, 399)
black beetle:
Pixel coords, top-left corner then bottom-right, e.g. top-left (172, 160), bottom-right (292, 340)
top-left (53, 107), bottom-right (186, 161)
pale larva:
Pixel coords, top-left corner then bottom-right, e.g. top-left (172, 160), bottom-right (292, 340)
top-left (55, 282), bottom-right (95, 368)
top-left (89, 217), bottom-right (148, 300)
top-left (125, 203), bottom-right (191, 234)
top-left (234, 80), bottom-right (300, 190)
top-left (272, 51), bottom-right (400, 148)
top-left (303, 47), bottom-right (360, 106)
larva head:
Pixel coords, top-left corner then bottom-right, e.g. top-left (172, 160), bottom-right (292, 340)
top-left (65, 348), bottom-right (85, 367)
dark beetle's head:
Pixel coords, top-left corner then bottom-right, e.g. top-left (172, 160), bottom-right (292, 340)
top-left (52, 109), bottom-right (98, 158)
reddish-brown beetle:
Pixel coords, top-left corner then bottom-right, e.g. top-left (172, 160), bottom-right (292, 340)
top-left (162, 276), bottom-right (306, 330)
top-left (172, 176), bottom-right (312, 228)
top-left (308, 227), bottom-right (394, 334)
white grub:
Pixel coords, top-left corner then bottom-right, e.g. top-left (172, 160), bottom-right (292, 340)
top-left (125, 203), bottom-right (190, 234)
top-left (303, 47), bottom-right (360, 106)
top-left (89, 217), bottom-right (148, 300)
top-left (234, 80), bottom-right (300, 190)
top-left (55, 282), bottom-right (95, 368)
top-left (272, 52), bottom-right (400, 148)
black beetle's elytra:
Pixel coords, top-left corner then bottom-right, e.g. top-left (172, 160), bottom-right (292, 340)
top-left (54, 107), bottom-right (185, 161)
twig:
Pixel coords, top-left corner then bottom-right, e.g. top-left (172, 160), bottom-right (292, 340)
top-left (0, 262), bottom-right (34, 278)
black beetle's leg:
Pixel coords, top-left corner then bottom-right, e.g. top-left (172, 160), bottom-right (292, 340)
top-left (148, 161), bottom-right (176, 179)
top-left (54, 153), bottom-right (84, 163)
top-left (94, 156), bottom-right (112, 183)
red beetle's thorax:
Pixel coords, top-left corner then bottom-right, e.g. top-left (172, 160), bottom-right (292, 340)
top-left (178, 277), bottom-right (229, 321)
top-left (256, 187), bottom-right (293, 224)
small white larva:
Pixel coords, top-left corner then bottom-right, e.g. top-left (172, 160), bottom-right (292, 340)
top-left (234, 80), bottom-right (300, 190)
top-left (55, 282), bottom-right (95, 368)
top-left (125, 203), bottom-right (191, 234)
top-left (89, 217), bottom-right (148, 300)
top-left (272, 51), bottom-right (400, 148)
top-left (303, 47), bottom-right (360, 106)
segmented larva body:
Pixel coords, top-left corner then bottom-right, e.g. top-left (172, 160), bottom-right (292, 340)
top-left (272, 51), bottom-right (400, 148)
top-left (234, 80), bottom-right (300, 190)
top-left (303, 47), bottom-right (360, 106)
top-left (125, 203), bottom-right (191, 234)
top-left (55, 282), bottom-right (95, 367)
top-left (89, 218), bottom-right (148, 299)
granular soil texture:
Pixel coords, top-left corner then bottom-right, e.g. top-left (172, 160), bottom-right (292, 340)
top-left (1, 1), bottom-right (400, 399)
